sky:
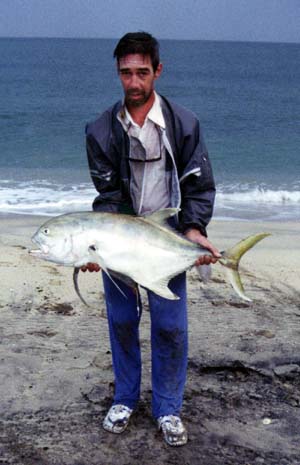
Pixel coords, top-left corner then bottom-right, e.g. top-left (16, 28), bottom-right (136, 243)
top-left (0, 0), bottom-right (299, 43)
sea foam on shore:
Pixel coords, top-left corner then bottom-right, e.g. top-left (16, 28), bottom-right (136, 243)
top-left (1, 178), bottom-right (300, 220)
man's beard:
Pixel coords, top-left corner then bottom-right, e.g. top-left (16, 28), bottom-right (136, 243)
top-left (125, 89), bottom-right (153, 108)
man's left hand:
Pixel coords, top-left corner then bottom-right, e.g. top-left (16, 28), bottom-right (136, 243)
top-left (184, 228), bottom-right (221, 266)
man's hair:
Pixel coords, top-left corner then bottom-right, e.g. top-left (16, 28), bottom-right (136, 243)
top-left (113, 32), bottom-right (160, 71)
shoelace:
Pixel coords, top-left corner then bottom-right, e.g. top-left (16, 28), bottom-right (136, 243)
top-left (108, 405), bottom-right (132, 421)
top-left (159, 416), bottom-right (185, 433)
top-left (111, 405), bottom-right (128, 414)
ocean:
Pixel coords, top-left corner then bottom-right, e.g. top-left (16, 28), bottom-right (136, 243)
top-left (1, 38), bottom-right (299, 221)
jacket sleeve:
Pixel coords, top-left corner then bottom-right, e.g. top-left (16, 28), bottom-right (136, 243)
top-left (86, 130), bottom-right (124, 213)
top-left (178, 120), bottom-right (216, 236)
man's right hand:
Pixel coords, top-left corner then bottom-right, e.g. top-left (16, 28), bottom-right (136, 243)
top-left (81, 263), bottom-right (101, 272)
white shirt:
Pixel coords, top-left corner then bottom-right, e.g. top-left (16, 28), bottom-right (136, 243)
top-left (117, 92), bottom-right (171, 215)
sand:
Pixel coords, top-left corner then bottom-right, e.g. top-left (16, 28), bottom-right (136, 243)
top-left (0, 213), bottom-right (299, 465)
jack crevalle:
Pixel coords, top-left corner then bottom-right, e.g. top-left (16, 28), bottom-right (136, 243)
top-left (30, 208), bottom-right (269, 305)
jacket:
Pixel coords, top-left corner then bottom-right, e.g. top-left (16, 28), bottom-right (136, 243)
top-left (85, 95), bottom-right (216, 236)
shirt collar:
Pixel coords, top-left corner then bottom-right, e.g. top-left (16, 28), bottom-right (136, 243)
top-left (117, 91), bottom-right (165, 130)
top-left (147, 92), bottom-right (165, 129)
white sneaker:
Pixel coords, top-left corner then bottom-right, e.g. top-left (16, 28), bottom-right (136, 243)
top-left (103, 404), bottom-right (133, 434)
top-left (157, 415), bottom-right (188, 446)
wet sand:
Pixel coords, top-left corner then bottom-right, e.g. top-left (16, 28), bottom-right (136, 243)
top-left (0, 214), bottom-right (299, 465)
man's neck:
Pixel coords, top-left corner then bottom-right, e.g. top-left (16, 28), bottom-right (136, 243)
top-left (126, 91), bottom-right (156, 127)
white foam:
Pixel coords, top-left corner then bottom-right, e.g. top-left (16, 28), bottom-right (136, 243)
top-left (214, 187), bottom-right (300, 221)
top-left (216, 187), bottom-right (300, 205)
top-left (0, 180), bottom-right (95, 216)
top-left (1, 180), bottom-right (300, 220)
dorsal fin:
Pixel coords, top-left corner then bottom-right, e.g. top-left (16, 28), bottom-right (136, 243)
top-left (143, 208), bottom-right (180, 225)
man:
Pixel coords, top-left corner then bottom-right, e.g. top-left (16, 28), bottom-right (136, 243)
top-left (83, 32), bottom-right (220, 446)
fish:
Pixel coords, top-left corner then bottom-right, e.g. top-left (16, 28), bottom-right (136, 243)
top-left (29, 208), bottom-right (270, 305)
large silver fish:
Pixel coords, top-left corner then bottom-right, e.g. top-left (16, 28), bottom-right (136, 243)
top-left (30, 208), bottom-right (269, 305)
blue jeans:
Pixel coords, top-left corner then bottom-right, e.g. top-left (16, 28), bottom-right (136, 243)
top-left (102, 271), bottom-right (188, 419)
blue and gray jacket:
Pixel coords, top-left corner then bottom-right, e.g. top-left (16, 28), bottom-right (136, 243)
top-left (85, 95), bottom-right (216, 236)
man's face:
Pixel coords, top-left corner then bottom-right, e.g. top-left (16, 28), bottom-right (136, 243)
top-left (118, 54), bottom-right (162, 108)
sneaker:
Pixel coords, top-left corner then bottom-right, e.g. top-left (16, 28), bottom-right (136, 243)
top-left (157, 415), bottom-right (188, 446)
top-left (103, 404), bottom-right (133, 434)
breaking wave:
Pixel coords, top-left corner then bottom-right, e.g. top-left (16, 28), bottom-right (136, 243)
top-left (0, 179), bottom-right (299, 221)
top-left (0, 180), bottom-right (95, 216)
top-left (217, 187), bottom-right (300, 205)
top-left (214, 186), bottom-right (300, 221)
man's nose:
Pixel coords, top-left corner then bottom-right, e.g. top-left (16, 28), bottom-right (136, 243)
top-left (129, 73), bottom-right (141, 87)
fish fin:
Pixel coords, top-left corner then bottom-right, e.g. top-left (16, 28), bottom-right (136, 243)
top-left (219, 233), bottom-right (271, 301)
top-left (142, 208), bottom-right (180, 225)
top-left (196, 264), bottom-right (212, 283)
top-left (73, 267), bottom-right (91, 307)
top-left (108, 269), bottom-right (137, 290)
top-left (224, 267), bottom-right (252, 302)
top-left (141, 278), bottom-right (180, 300)
top-left (88, 245), bottom-right (127, 299)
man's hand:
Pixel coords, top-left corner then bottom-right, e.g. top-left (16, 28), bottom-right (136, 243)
top-left (184, 228), bottom-right (221, 266)
top-left (81, 263), bottom-right (101, 272)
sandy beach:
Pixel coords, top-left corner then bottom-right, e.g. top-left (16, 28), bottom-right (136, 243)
top-left (0, 213), bottom-right (299, 465)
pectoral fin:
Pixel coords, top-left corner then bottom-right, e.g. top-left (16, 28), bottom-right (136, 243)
top-left (88, 245), bottom-right (127, 299)
top-left (108, 270), bottom-right (137, 290)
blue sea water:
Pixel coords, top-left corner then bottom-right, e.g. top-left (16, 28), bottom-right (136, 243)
top-left (0, 38), bottom-right (299, 220)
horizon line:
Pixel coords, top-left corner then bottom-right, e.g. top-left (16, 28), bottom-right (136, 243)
top-left (0, 35), bottom-right (299, 46)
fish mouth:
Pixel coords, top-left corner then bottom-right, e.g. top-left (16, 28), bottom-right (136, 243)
top-left (29, 243), bottom-right (50, 256)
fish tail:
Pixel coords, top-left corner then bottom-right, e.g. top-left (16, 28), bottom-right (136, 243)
top-left (219, 233), bottom-right (271, 302)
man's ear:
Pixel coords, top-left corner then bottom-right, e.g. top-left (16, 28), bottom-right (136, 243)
top-left (154, 63), bottom-right (163, 79)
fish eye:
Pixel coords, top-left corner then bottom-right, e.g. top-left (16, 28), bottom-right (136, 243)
top-left (43, 228), bottom-right (50, 235)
